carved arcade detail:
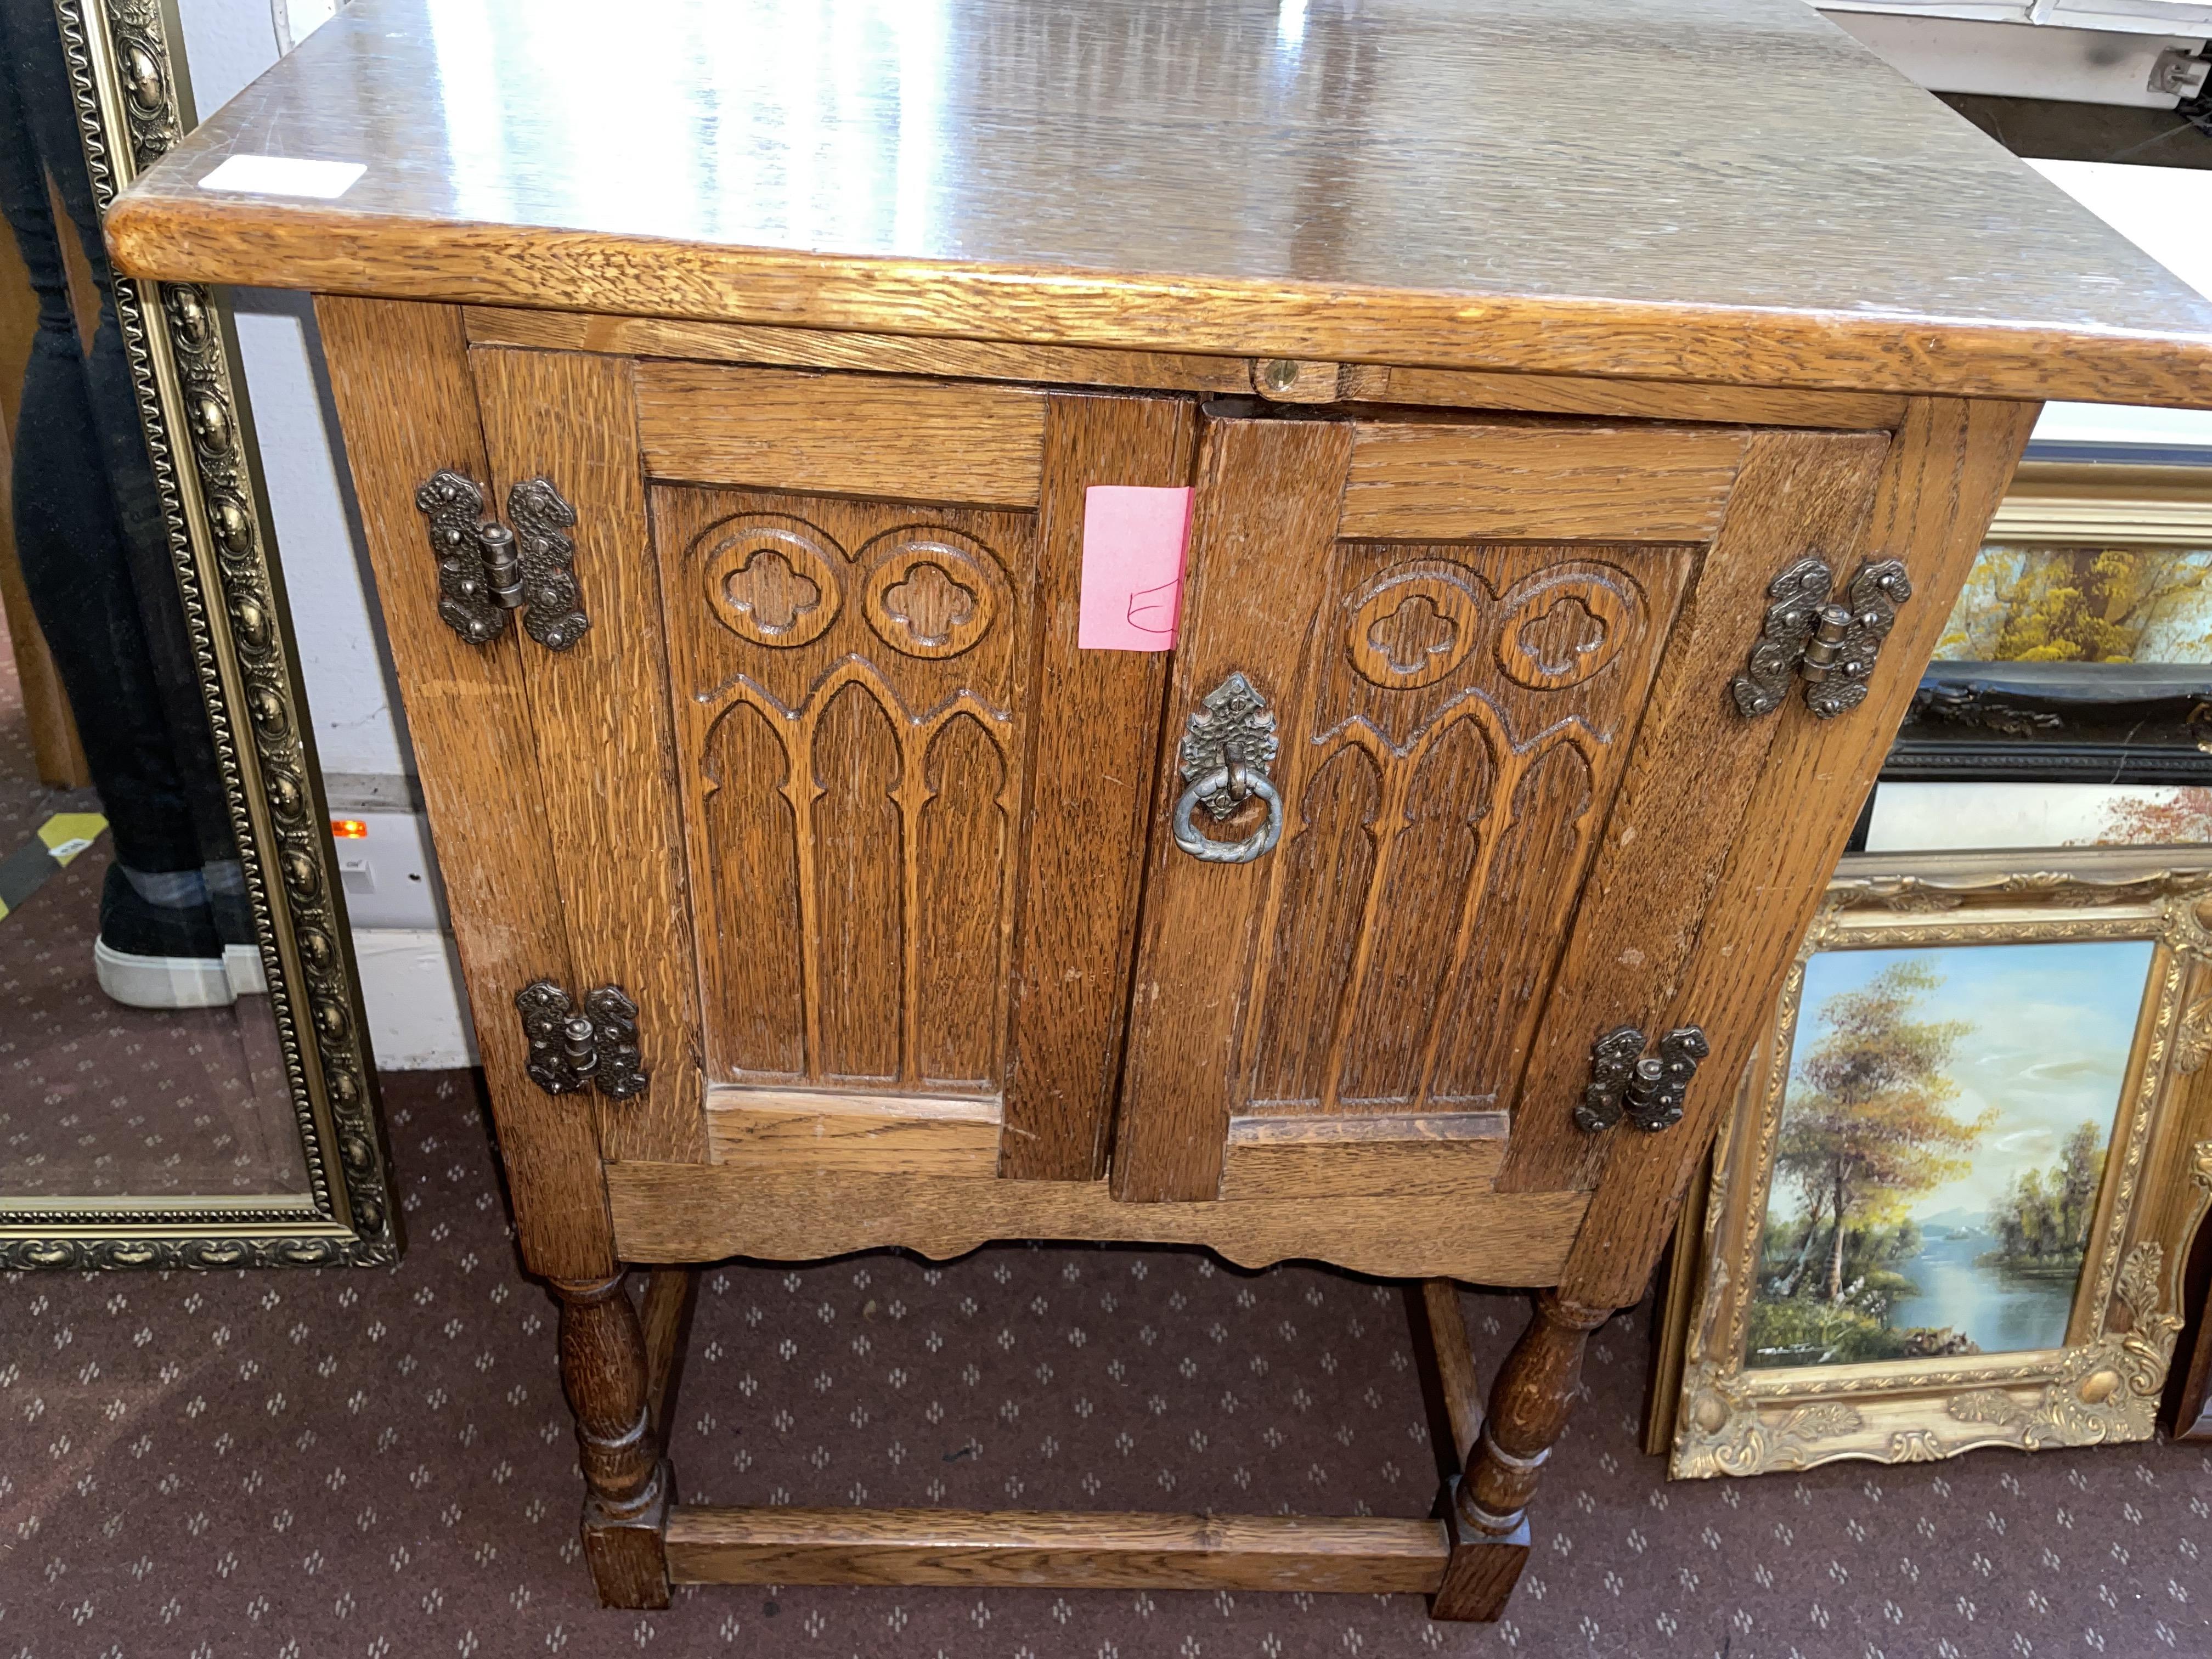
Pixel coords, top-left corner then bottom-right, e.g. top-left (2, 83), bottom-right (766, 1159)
top-left (665, 493), bottom-right (1035, 1094)
top-left (1238, 543), bottom-right (1692, 1120)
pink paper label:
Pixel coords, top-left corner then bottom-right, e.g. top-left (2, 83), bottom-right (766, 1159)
top-left (1078, 486), bottom-right (1194, 651)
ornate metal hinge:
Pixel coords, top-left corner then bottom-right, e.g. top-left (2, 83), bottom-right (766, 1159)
top-left (1171, 672), bottom-right (1285, 865)
top-left (515, 980), bottom-right (648, 1099)
top-left (1730, 556), bottom-right (1911, 720)
top-left (415, 470), bottom-right (589, 651)
top-left (1576, 1024), bottom-right (1710, 1133)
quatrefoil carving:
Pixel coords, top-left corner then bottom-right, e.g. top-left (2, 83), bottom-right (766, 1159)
top-left (1367, 592), bottom-right (1458, 676)
top-left (703, 517), bottom-right (843, 648)
top-left (879, 561), bottom-right (976, 650)
top-left (1494, 575), bottom-right (1633, 690)
top-left (1516, 595), bottom-right (1606, 678)
top-left (863, 538), bottom-right (996, 659)
top-left (724, 548), bottom-right (821, 636)
top-left (1347, 569), bottom-right (1483, 689)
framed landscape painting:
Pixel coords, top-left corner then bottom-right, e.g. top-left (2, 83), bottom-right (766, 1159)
top-left (1666, 850), bottom-right (2212, 1477)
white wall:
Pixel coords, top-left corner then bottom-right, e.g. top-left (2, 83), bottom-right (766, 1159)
top-left (2025, 161), bottom-right (2212, 457)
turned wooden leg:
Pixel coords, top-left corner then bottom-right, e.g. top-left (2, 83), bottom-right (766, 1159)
top-left (551, 1274), bottom-right (672, 1609)
top-left (1431, 1289), bottom-right (1613, 1622)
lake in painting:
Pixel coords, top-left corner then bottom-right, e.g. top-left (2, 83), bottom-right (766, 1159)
top-left (1744, 939), bottom-right (2152, 1370)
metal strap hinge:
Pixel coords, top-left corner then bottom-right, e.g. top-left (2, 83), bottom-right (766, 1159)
top-left (1730, 555), bottom-right (1911, 720)
top-left (515, 980), bottom-right (647, 1099)
top-left (415, 470), bottom-right (589, 651)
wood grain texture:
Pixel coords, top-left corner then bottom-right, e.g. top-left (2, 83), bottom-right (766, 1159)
top-left (1226, 1111), bottom-right (1510, 1146)
top-left (664, 1507), bottom-right (1447, 1592)
top-left (639, 1266), bottom-right (696, 1445)
top-left (550, 1274), bottom-right (671, 1609)
top-left (315, 298), bottom-right (612, 1280)
top-left (1343, 365), bottom-right (1906, 431)
top-left (1457, 1293), bottom-right (1611, 1538)
top-left (1429, 1511), bottom-right (1531, 1623)
top-left (1420, 1281), bottom-right (1484, 1467)
top-left (1217, 1139), bottom-right (1506, 1202)
top-left (467, 307), bottom-right (1252, 394)
top-left (1339, 423), bottom-right (1748, 541)
top-left (1112, 415), bottom-right (1356, 1201)
top-left (108, 1), bottom-right (2212, 407)
top-left (605, 1161), bottom-right (1588, 1284)
top-left (466, 308), bottom-right (1906, 427)
top-left (704, 1088), bottom-right (1001, 1175)
top-left (1217, 1112), bottom-right (1510, 1199)
top-left (1237, 537), bottom-right (1691, 1126)
top-left (1494, 430), bottom-right (1894, 1198)
top-left (471, 347), bottom-right (707, 1164)
top-left (652, 483), bottom-right (1037, 1097)
top-left (1001, 393), bottom-right (1197, 1180)
top-left (1558, 399), bottom-right (2039, 1310)
top-left (635, 363), bottom-right (1046, 506)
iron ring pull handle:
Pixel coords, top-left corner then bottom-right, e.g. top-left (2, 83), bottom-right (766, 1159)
top-left (1171, 764), bottom-right (1284, 864)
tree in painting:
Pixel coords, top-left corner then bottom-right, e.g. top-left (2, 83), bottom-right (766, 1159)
top-left (1751, 961), bottom-right (1995, 1365)
top-left (1940, 544), bottom-right (2212, 663)
top-left (2078, 787), bottom-right (2212, 847)
top-left (1985, 1119), bottom-right (2106, 1276)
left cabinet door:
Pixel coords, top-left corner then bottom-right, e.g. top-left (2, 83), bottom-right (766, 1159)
top-left (465, 347), bottom-right (1195, 1180)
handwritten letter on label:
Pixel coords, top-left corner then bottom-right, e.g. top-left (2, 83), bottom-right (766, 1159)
top-left (1078, 486), bottom-right (1194, 651)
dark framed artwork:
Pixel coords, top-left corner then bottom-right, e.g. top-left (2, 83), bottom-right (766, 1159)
top-left (1883, 464), bottom-right (2212, 786)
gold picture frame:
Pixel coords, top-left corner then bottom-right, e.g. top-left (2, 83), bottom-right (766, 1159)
top-left (1664, 850), bottom-right (2212, 1477)
top-left (0, 0), bottom-right (396, 1268)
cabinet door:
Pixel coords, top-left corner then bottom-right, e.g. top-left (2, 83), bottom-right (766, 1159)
top-left (1113, 408), bottom-right (1891, 1201)
top-left (468, 349), bottom-right (1191, 1173)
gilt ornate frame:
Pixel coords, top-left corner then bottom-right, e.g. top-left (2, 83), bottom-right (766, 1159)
top-left (1668, 850), bottom-right (2212, 1477)
top-left (0, 0), bottom-right (396, 1268)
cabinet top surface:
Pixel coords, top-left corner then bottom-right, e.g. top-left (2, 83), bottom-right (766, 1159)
top-left (110, 0), bottom-right (2212, 406)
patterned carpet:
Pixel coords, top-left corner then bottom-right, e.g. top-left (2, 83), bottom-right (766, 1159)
top-left (4, 1069), bottom-right (2209, 1658)
top-left (0, 613), bottom-right (307, 1199)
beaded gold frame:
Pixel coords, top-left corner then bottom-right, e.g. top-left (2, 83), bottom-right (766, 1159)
top-left (0, 0), bottom-right (396, 1268)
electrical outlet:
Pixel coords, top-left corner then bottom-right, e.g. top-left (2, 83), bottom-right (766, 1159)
top-left (330, 810), bottom-right (445, 930)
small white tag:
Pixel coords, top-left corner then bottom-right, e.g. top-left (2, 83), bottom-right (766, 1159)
top-left (46, 837), bottom-right (94, 862)
top-left (198, 154), bottom-right (365, 199)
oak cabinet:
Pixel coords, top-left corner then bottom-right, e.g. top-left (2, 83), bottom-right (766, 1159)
top-left (108, 0), bottom-right (2212, 1625)
top-left (454, 344), bottom-right (1897, 1221)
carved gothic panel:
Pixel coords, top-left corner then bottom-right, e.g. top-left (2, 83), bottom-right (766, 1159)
top-left (657, 488), bottom-right (1034, 1094)
top-left (1240, 541), bottom-right (1692, 1117)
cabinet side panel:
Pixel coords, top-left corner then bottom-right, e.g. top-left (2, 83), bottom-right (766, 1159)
top-left (470, 346), bottom-right (708, 1164)
top-left (1495, 428), bottom-right (1893, 1197)
top-left (1560, 398), bottom-right (2038, 1310)
top-left (1001, 393), bottom-right (1198, 1181)
top-left (1113, 417), bottom-right (1356, 1202)
top-left (652, 487), bottom-right (1039, 1101)
top-left (314, 298), bottom-right (612, 1278)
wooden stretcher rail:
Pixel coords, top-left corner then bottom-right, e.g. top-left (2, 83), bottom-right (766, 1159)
top-left (664, 1506), bottom-right (1451, 1592)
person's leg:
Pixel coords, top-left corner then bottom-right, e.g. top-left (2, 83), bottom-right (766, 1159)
top-left (5, 0), bottom-right (237, 875)
top-left (1, 2), bottom-right (230, 1005)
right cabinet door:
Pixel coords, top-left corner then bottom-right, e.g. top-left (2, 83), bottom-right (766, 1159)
top-left (1112, 408), bottom-right (1892, 1202)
